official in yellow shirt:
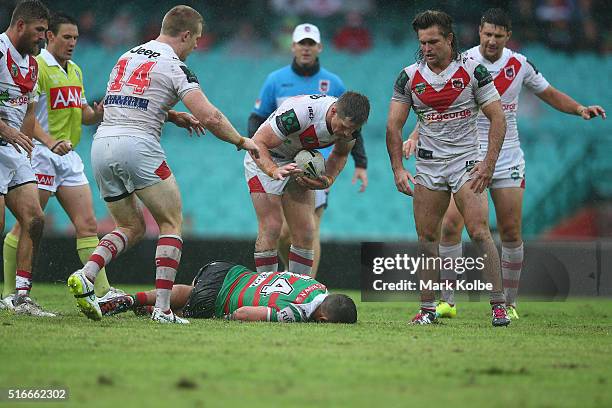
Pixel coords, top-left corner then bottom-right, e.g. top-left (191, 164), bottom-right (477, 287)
top-left (2, 13), bottom-right (114, 302)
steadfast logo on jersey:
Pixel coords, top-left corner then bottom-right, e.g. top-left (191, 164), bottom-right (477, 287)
top-left (277, 109), bottom-right (301, 136)
top-left (104, 94), bottom-right (149, 111)
top-left (412, 67), bottom-right (471, 113)
top-left (50, 86), bottom-right (82, 110)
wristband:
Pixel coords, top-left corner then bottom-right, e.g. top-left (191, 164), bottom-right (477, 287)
top-left (50, 140), bottom-right (65, 152)
top-left (235, 137), bottom-right (245, 148)
top-left (322, 175), bottom-right (335, 188)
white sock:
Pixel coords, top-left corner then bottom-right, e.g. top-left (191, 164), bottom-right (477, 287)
top-left (254, 250), bottom-right (278, 273)
top-left (502, 243), bottom-right (523, 307)
top-left (288, 245), bottom-right (314, 275)
top-left (439, 242), bottom-right (462, 305)
top-left (154, 235), bottom-right (183, 312)
top-left (83, 230), bottom-right (128, 282)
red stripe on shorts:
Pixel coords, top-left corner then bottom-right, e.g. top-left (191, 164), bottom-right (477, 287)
top-left (155, 161), bottom-right (172, 180)
top-left (248, 176), bottom-right (266, 193)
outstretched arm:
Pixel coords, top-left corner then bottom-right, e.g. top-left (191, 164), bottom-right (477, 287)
top-left (536, 86), bottom-right (606, 120)
top-left (227, 306), bottom-right (272, 321)
top-left (182, 89), bottom-right (260, 158)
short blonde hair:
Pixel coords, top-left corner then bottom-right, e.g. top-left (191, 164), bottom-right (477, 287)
top-left (161, 5), bottom-right (203, 37)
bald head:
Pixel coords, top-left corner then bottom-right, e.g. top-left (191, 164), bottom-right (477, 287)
top-left (161, 5), bottom-right (203, 37)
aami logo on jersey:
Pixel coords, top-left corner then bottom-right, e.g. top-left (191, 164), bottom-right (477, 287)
top-left (50, 86), bottom-right (82, 110)
top-left (35, 173), bottom-right (54, 186)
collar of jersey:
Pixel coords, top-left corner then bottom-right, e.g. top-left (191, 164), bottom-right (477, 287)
top-left (0, 32), bottom-right (28, 65)
top-left (291, 58), bottom-right (320, 77)
top-left (471, 46), bottom-right (511, 68)
top-left (39, 48), bottom-right (66, 67)
top-left (148, 40), bottom-right (180, 60)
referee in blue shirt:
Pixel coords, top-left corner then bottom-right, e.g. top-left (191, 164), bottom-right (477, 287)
top-left (247, 23), bottom-right (368, 277)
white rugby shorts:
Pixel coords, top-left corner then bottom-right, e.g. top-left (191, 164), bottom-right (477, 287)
top-left (91, 134), bottom-right (171, 202)
top-left (31, 145), bottom-right (88, 192)
top-left (244, 153), bottom-right (292, 195)
top-left (0, 144), bottom-right (36, 195)
top-left (479, 146), bottom-right (525, 189)
top-left (414, 149), bottom-right (479, 194)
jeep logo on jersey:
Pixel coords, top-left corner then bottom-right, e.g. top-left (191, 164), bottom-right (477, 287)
top-left (319, 79), bottom-right (329, 93)
top-left (504, 66), bottom-right (515, 80)
top-left (129, 46), bottom-right (161, 59)
top-left (277, 109), bottom-right (301, 136)
top-left (414, 82), bottom-right (426, 95)
top-left (50, 86), bottom-right (82, 110)
top-left (452, 78), bottom-right (464, 90)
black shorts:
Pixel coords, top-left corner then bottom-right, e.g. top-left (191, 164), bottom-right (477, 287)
top-left (182, 260), bottom-right (236, 318)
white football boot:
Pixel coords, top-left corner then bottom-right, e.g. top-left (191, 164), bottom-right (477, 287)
top-left (67, 269), bottom-right (102, 321)
top-left (151, 307), bottom-right (189, 324)
top-left (13, 295), bottom-right (56, 317)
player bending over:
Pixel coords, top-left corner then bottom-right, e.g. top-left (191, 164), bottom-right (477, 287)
top-left (99, 261), bottom-right (358, 323)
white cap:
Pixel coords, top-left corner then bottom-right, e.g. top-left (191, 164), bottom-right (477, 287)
top-left (292, 23), bottom-right (321, 44)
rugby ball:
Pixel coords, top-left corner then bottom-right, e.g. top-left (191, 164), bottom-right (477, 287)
top-left (294, 149), bottom-right (325, 179)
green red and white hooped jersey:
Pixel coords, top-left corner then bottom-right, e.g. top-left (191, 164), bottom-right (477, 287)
top-left (392, 57), bottom-right (500, 160)
top-left (465, 46), bottom-right (549, 151)
top-left (97, 40), bottom-right (200, 142)
top-left (0, 32), bottom-right (38, 132)
top-left (214, 265), bottom-right (328, 322)
top-left (264, 94), bottom-right (338, 163)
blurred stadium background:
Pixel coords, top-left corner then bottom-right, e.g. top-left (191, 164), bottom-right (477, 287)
top-left (0, 0), bottom-right (610, 288)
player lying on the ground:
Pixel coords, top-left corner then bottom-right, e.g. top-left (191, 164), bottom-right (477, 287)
top-left (99, 260), bottom-right (357, 323)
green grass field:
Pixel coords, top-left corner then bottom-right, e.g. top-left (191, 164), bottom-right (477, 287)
top-left (1, 283), bottom-right (611, 408)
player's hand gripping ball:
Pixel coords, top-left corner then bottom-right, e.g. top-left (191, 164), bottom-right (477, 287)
top-left (294, 149), bottom-right (325, 179)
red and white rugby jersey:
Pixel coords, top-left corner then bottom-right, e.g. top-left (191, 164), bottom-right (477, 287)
top-left (97, 40), bottom-right (201, 142)
top-left (0, 32), bottom-right (38, 132)
top-left (265, 94), bottom-right (338, 163)
top-left (392, 57), bottom-right (500, 160)
top-left (465, 46), bottom-right (549, 151)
